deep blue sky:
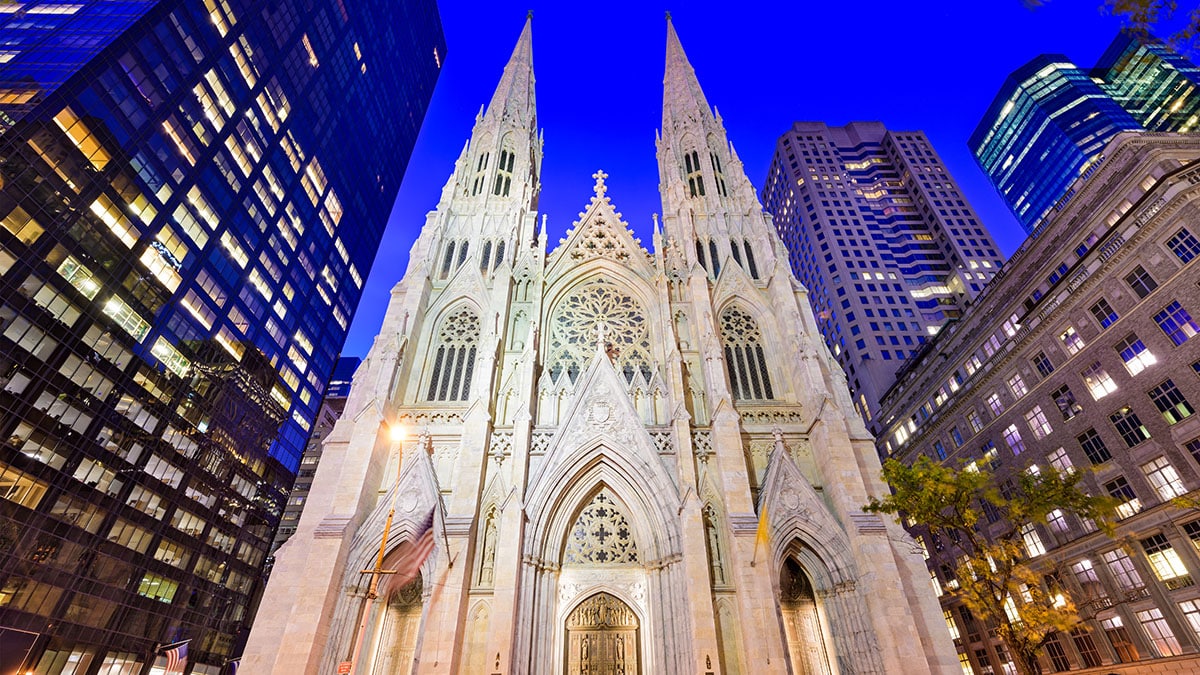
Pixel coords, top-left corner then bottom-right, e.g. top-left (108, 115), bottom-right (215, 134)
top-left (342, 0), bottom-right (1172, 357)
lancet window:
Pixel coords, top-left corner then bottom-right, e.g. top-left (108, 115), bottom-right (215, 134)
top-left (720, 306), bottom-right (774, 400)
top-left (439, 239), bottom-right (470, 279)
top-left (479, 239), bottom-right (506, 273)
top-left (731, 238), bottom-right (759, 279)
top-left (471, 152), bottom-right (489, 196)
top-left (710, 152), bottom-right (727, 197)
top-left (426, 308), bottom-right (479, 401)
top-left (547, 280), bottom-right (654, 385)
top-left (493, 148), bottom-right (515, 197)
top-left (684, 150), bottom-right (705, 197)
top-left (695, 238), bottom-right (722, 279)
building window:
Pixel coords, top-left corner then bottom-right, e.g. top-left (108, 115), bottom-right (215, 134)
top-left (1032, 351), bottom-right (1055, 377)
top-left (1137, 607), bottom-right (1184, 657)
top-left (986, 392), bottom-right (1004, 415)
top-left (1102, 548), bottom-right (1145, 591)
top-left (950, 426), bottom-right (964, 447)
top-left (1115, 333), bottom-right (1157, 375)
top-left (1072, 558), bottom-right (1106, 599)
top-left (1082, 362), bottom-right (1118, 400)
top-left (933, 440), bottom-right (947, 460)
top-left (1051, 385), bottom-right (1082, 421)
top-left (1008, 373), bottom-right (1027, 398)
top-left (1183, 520), bottom-right (1200, 554)
top-left (684, 150), bottom-right (706, 197)
top-left (1101, 615), bottom-right (1140, 663)
top-left (426, 308), bottom-right (479, 402)
top-left (1179, 600), bottom-right (1200, 639)
top-left (1021, 523), bottom-right (1047, 557)
top-left (1059, 326), bottom-right (1085, 355)
top-left (1048, 447), bottom-right (1075, 474)
top-left (492, 148), bottom-right (514, 197)
top-left (1046, 508), bottom-right (1069, 533)
top-left (1090, 298), bottom-right (1119, 330)
top-left (1125, 265), bottom-right (1158, 299)
top-left (1025, 406), bottom-right (1053, 439)
top-left (1110, 408), bottom-right (1150, 447)
top-left (720, 306), bottom-right (773, 400)
top-left (1148, 379), bottom-right (1194, 424)
top-left (1141, 457), bottom-right (1187, 501)
top-left (967, 410), bottom-right (984, 434)
top-left (1105, 476), bottom-right (1141, 519)
top-left (1154, 301), bottom-right (1199, 346)
top-left (1003, 424), bottom-right (1025, 455)
top-left (1166, 227), bottom-right (1200, 264)
top-left (1043, 633), bottom-right (1071, 672)
top-left (1070, 628), bottom-right (1103, 669)
top-left (1189, 438), bottom-right (1200, 467)
top-left (710, 152), bottom-right (728, 197)
top-left (1078, 428), bottom-right (1112, 464)
top-left (1142, 533), bottom-right (1190, 583)
top-left (943, 610), bottom-right (960, 640)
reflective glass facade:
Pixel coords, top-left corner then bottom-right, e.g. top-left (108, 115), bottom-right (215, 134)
top-left (0, 0), bottom-right (443, 671)
top-left (762, 121), bottom-right (1004, 430)
top-left (971, 31), bottom-right (1199, 236)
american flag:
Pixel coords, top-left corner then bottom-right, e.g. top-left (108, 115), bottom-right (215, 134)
top-left (394, 507), bottom-right (436, 585)
top-left (161, 640), bottom-right (189, 673)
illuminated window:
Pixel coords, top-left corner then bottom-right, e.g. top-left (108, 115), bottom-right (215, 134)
top-left (1025, 406), bottom-right (1052, 439)
top-left (1059, 326), bottom-right (1085, 355)
top-left (1046, 508), bottom-right (1069, 533)
top-left (1106, 477), bottom-right (1141, 519)
top-left (1081, 362), bottom-right (1117, 400)
top-left (1048, 447), bottom-right (1075, 474)
top-left (1008, 372), bottom-right (1027, 397)
top-left (1002, 424), bottom-right (1025, 456)
top-left (137, 572), bottom-right (178, 603)
top-left (986, 392), bottom-right (1004, 415)
top-left (89, 195), bottom-right (138, 247)
top-left (102, 296), bottom-right (150, 341)
top-left (1021, 523), bottom-right (1046, 557)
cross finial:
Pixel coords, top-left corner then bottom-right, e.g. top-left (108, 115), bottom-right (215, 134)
top-left (665, 10), bottom-right (672, 20)
top-left (591, 169), bottom-right (608, 197)
top-left (527, 9), bottom-right (533, 19)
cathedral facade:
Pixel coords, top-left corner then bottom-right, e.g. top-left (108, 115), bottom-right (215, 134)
top-left (244, 18), bottom-right (958, 675)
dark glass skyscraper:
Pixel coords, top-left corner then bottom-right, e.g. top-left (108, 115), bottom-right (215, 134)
top-left (0, 0), bottom-right (444, 672)
top-left (971, 31), bottom-right (1200, 236)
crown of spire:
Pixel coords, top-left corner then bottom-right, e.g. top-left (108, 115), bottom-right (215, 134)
top-left (663, 16), bottom-right (714, 132)
top-left (483, 15), bottom-right (536, 127)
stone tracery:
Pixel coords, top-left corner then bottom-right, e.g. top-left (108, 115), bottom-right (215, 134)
top-left (548, 280), bottom-right (654, 384)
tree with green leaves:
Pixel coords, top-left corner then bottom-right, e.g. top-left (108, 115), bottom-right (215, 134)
top-left (864, 456), bottom-right (1117, 675)
top-left (1027, 0), bottom-right (1199, 56)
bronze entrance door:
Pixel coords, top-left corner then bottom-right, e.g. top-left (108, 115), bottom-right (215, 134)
top-left (564, 592), bottom-right (639, 675)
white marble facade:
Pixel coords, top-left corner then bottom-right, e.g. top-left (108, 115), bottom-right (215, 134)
top-left (244, 16), bottom-right (959, 675)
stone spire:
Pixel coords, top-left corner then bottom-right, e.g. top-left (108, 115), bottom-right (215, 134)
top-left (483, 14), bottom-right (536, 131)
top-left (662, 15), bottom-right (714, 135)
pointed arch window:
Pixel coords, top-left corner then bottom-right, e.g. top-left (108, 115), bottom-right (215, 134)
top-left (710, 152), bottom-right (727, 197)
top-left (440, 240), bottom-right (456, 278)
top-left (479, 241), bottom-right (492, 272)
top-left (493, 149), bottom-right (515, 197)
top-left (685, 150), bottom-right (705, 197)
top-left (696, 240), bottom-right (707, 272)
top-left (493, 240), bottom-right (505, 270)
top-left (563, 488), bottom-right (639, 565)
top-left (471, 152), bottom-right (489, 196)
top-left (708, 239), bottom-right (721, 277)
top-left (427, 308), bottom-right (479, 401)
top-left (743, 239), bottom-right (759, 279)
top-left (720, 306), bottom-right (774, 400)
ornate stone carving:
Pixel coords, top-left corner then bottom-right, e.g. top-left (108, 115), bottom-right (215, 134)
top-left (563, 489), bottom-right (640, 565)
top-left (547, 279), bottom-right (654, 385)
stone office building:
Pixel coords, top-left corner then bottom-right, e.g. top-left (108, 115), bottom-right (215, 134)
top-left (878, 133), bottom-right (1200, 673)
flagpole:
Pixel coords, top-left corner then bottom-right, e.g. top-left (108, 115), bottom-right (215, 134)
top-left (346, 428), bottom-right (406, 675)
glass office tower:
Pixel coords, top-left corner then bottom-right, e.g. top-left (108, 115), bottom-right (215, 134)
top-left (0, 1), bottom-right (444, 672)
top-left (971, 31), bottom-right (1199, 236)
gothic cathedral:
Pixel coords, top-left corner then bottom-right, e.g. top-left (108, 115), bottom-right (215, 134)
top-left (245, 17), bottom-right (958, 675)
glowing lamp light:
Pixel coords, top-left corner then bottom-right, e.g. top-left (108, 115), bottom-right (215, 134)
top-left (388, 423), bottom-right (407, 443)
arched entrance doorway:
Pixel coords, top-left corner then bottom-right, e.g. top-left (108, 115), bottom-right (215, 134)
top-left (565, 592), bottom-right (639, 675)
top-left (367, 577), bottom-right (422, 675)
top-left (779, 558), bottom-right (832, 675)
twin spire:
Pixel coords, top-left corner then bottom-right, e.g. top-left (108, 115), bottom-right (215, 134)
top-left (482, 14), bottom-right (718, 148)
